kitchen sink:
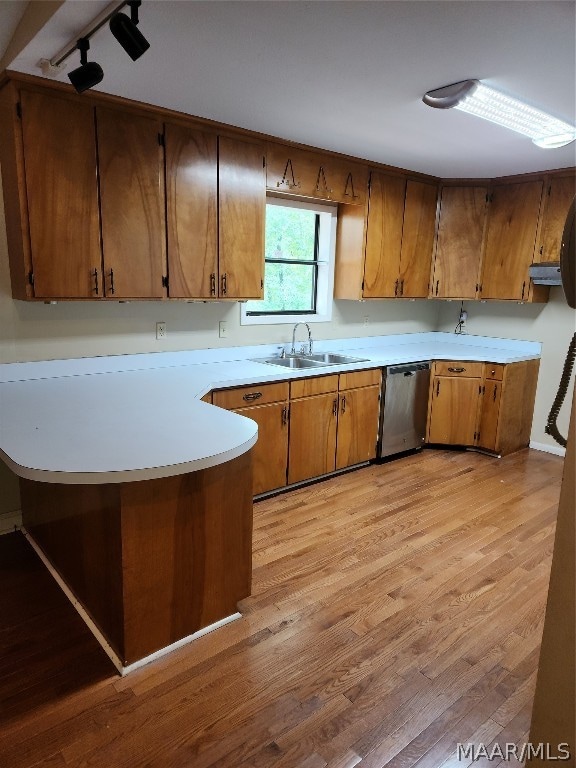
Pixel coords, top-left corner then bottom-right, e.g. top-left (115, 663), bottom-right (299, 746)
top-left (253, 352), bottom-right (370, 368)
top-left (256, 356), bottom-right (324, 368)
top-left (306, 353), bottom-right (369, 365)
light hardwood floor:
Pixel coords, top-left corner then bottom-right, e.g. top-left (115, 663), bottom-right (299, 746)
top-left (0, 448), bottom-right (563, 768)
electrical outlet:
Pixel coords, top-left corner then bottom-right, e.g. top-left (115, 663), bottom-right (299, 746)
top-left (219, 321), bottom-right (228, 339)
top-left (156, 322), bottom-right (166, 340)
top-left (363, 315), bottom-right (370, 327)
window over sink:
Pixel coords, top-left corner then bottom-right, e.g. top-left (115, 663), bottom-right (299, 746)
top-left (241, 196), bottom-right (336, 325)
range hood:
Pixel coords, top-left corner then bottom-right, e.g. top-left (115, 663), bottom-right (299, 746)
top-left (529, 261), bottom-right (562, 285)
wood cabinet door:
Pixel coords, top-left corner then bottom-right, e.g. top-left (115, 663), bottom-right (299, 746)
top-left (20, 91), bottom-right (102, 298)
top-left (398, 180), bottom-right (438, 298)
top-left (432, 186), bottom-right (487, 299)
top-left (97, 108), bottom-right (166, 298)
top-left (234, 402), bottom-right (288, 495)
top-left (288, 393), bottom-right (338, 484)
top-left (165, 123), bottom-right (218, 298)
top-left (427, 376), bottom-right (481, 446)
top-left (480, 180), bottom-right (543, 301)
top-left (336, 385), bottom-right (380, 470)
top-left (478, 380), bottom-right (502, 452)
top-left (362, 172), bottom-right (406, 298)
top-left (537, 175), bottom-right (576, 262)
top-left (218, 136), bottom-right (265, 298)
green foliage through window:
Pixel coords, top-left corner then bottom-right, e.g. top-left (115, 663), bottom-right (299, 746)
top-left (246, 204), bottom-right (319, 315)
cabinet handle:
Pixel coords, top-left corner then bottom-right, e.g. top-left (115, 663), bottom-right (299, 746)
top-left (281, 405), bottom-right (289, 425)
top-left (210, 273), bottom-right (216, 296)
top-left (447, 367), bottom-right (465, 373)
top-left (92, 268), bottom-right (99, 295)
top-left (436, 380), bottom-right (440, 396)
top-left (394, 279), bottom-right (399, 296)
top-left (493, 384), bottom-right (498, 402)
top-left (109, 268), bottom-right (115, 295)
top-left (435, 280), bottom-right (439, 296)
top-left (243, 392), bottom-right (262, 402)
top-left (400, 279), bottom-right (404, 296)
top-left (221, 273), bottom-right (227, 296)
top-left (333, 398), bottom-right (338, 416)
top-left (490, 369), bottom-right (496, 376)
top-left (341, 395), bottom-right (346, 414)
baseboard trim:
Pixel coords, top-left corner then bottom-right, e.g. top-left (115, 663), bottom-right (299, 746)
top-left (21, 527), bottom-right (241, 676)
top-left (529, 441), bottom-right (566, 458)
top-left (0, 509), bottom-right (22, 535)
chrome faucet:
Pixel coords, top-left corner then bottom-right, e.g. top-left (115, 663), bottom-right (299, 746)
top-left (291, 322), bottom-right (313, 356)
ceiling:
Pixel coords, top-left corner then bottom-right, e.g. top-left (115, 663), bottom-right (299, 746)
top-left (2, 0), bottom-right (576, 178)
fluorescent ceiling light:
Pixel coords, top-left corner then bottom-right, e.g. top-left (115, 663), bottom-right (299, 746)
top-left (423, 79), bottom-right (575, 149)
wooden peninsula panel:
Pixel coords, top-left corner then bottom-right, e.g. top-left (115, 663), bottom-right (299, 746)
top-left (20, 451), bottom-right (253, 667)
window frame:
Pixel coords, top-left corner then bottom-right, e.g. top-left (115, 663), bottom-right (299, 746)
top-left (240, 196), bottom-right (337, 326)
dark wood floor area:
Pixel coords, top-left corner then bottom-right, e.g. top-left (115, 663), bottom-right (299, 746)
top-left (0, 448), bottom-right (564, 768)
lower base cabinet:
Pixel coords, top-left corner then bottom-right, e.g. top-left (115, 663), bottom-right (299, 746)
top-left (426, 359), bottom-right (539, 455)
top-left (213, 368), bottom-right (382, 495)
top-left (335, 384), bottom-right (382, 469)
top-left (212, 382), bottom-right (289, 496)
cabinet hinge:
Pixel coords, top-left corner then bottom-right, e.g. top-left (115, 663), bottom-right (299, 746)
top-left (547, 185), bottom-right (552, 196)
top-left (162, 275), bottom-right (169, 289)
top-left (361, 279), bottom-right (365, 291)
top-left (482, 385), bottom-right (485, 394)
top-left (158, 132), bottom-right (165, 147)
top-left (478, 385), bottom-right (482, 395)
top-left (28, 270), bottom-right (34, 286)
top-left (263, 156), bottom-right (266, 168)
top-left (16, 102), bottom-right (22, 119)
top-left (475, 283), bottom-right (479, 292)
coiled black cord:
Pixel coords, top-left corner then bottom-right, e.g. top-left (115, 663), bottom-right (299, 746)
top-left (545, 332), bottom-right (576, 448)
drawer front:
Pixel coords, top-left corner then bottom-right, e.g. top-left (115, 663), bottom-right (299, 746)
top-left (212, 381), bottom-right (289, 409)
top-left (484, 363), bottom-right (505, 381)
top-left (339, 368), bottom-right (381, 391)
top-left (290, 375), bottom-right (339, 399)
top-left (434, 361), bottom-right (483, 378)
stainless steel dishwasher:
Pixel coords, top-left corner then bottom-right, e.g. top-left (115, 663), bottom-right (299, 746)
top-left (378, 362), bottom-right (431, 459)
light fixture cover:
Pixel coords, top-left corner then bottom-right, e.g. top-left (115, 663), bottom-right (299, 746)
top-left (423, 80), bottom-right (575, 149)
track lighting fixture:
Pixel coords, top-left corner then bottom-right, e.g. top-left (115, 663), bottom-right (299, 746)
top-left (109, 1), bottom-right (150, 62)
top-left (67, 38), bottom-right (104, 94)
top-left (41, 1), bottom-right (151, 95)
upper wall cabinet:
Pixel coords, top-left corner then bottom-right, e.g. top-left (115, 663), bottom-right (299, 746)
top-left (536, 174), bottom-right (576, 263)
top-left (479, 180), bottom-right (545, 302)
top-left (430, 185), bottom-right (488, 300)
top-left (0, 87), bottom-right (102, 299)
top-left (96, 107), bottom-right (167, 299)
top-left (334, 173), bottom-right (438, 299)
top-left (165, 128), bottom-right (265, 300)
top-left (266, 143), bottom-right (369, 206)
top-left (218, 136), bottom-right (266, 299)
top-left (165, 122), bottom-right (218, 298)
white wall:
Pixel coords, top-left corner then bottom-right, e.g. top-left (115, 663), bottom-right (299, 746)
top-left (436, 295), bottom-right (576, 451)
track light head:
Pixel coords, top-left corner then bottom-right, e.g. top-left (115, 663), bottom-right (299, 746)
top-left (110, 1), bottom-right (150, 61)
top-left (67, 38), bottom-right (104, 94)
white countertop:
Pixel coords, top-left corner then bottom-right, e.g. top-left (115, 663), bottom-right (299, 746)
top-left (0, 332), bottom-right (541, 484)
